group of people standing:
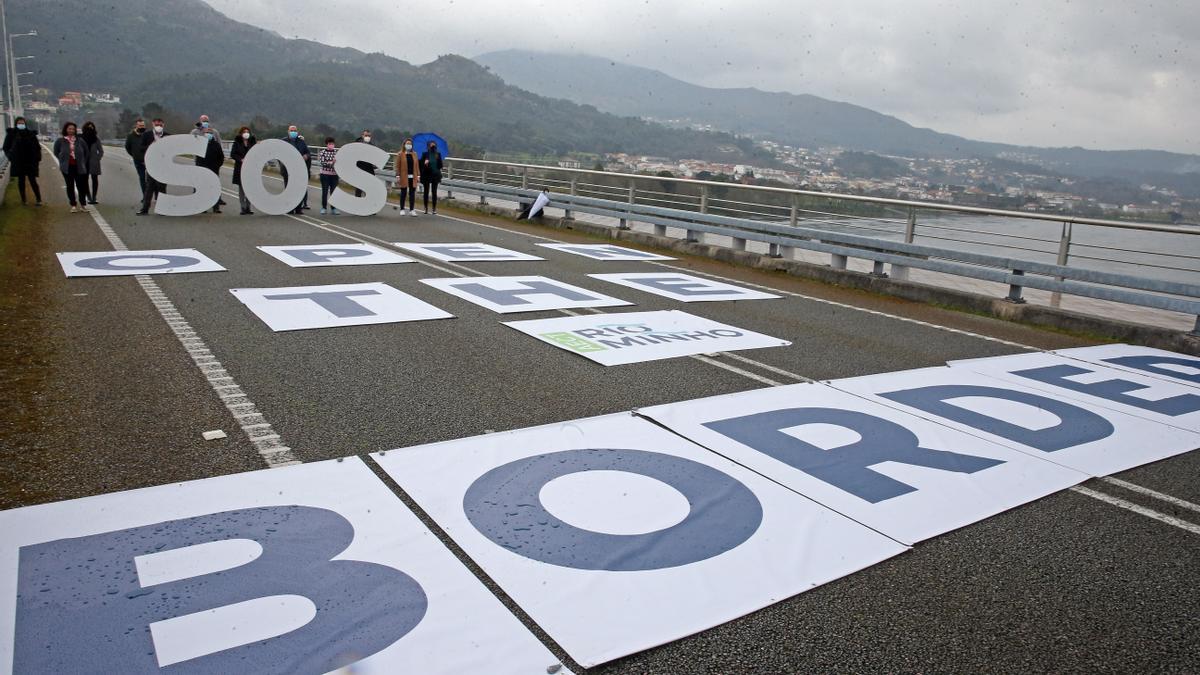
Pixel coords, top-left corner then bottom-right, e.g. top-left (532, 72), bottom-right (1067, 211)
top-left (4, 117), bottom-right (106, 212)
top-left (124, 113), bottom-right (445, 217)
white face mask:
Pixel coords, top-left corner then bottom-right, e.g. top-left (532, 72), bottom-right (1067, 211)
top-left (363, 135), bottom-right (371, 143)
top-left (153, 125), bottom-right (164, 134)
top-left (242, 132), bottom-right (250, 140)
top-left (404, 143), bottom-right (412, 150)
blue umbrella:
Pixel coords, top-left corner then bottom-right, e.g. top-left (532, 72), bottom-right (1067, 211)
top-left (412, 132), bottom-right (449, 158)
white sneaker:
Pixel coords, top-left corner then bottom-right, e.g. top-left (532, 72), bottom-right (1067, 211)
top-left (409, 209), bottom-right (419, 217)
top-left (70, 206), bottom-right (78, 213)
top-left (331, 207), bottom-right (339, 215)
top-left (320, 208), bottom-right (326, 215)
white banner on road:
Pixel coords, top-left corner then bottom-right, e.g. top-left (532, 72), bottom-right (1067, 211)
top-left (421, 276), bottom-right (632, 314)
top-left (231, 282), bottom-right (453, 332)
top-left (57, 249), bottom-right (225, 277)
top-left (504, 310), bottom-right (789, 366)
top-left (393, 242), bottom-right (544, 262)
top-left (257, 243), bottom-right (414, 268)
top-left (0, 458), bottom-right (568, 674)
top-left (538, 243), bottom-right (675, 261)
top-left (947, 352), bottom-right (1200, 433)
top-left (639, 383), bottom-right (1087, 545)
top-left (371, 413), bottom-right (906, 667)
top-left (831, 365), bottom-right (1200, 477)
top-left (1051, 344), bottom-right (1200, 390)
top-left (590, 272), bottom-right (781, 302)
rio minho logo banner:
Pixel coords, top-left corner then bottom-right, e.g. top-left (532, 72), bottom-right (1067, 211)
top-left (505, 310), bottom-right (790, 366)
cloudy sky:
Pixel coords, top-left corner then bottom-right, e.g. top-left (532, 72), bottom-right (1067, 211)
top-left (204, 0), bottom-right (1198, 153)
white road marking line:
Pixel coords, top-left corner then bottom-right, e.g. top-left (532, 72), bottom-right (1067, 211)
top-left (434, 208), bottom-right (1037, 350)
top-left (80, 205), bottom-right (301, 468)
top-left (1099, 477), bottom-right (1200, 515)
top-left (691, 355), bottom-right (785, 387)
top-left (1069, 486), bottom-right (1200, 535)
top-left (719, 351), bottom-right (815, 382)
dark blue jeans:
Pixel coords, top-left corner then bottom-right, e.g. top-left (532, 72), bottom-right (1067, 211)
top-left (133, 161), bottom-right (147, 196)
top-left (320, 173), bottom-right (339, 208)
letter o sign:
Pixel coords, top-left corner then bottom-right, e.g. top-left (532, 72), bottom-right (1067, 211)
top-left (240, 139), bottom-right (311, 215)
top-left (462, 448), bottom-right (763, 571)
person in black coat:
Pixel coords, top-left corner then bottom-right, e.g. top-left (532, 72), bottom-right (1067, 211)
top-left (230, 126), bottom-right (256, 215)
top-left (124, 118), bottom-right (148, 197)
top-left (2, 116), bottom-right (42, 205)
top-left (136, 118), bottom-right (168, 215)
top-left (420, 140), bottom-right (444, 214)
top-left (199, 129), bottom-right (225, 213)
top-left (80, 121), bottom-right (103, 204)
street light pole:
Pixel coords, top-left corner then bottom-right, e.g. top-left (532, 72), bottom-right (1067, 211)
top-left (0, 0), bottom-right (12, 126)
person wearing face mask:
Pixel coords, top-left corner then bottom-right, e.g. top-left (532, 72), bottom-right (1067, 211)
top-left (124, 118), bottom-right (149, 197)
top-left (53, 122), bottom-right (90, 212)
top-left (191, 115), bottom-right (226, 206)
top-left (3, 116), bottom-right (43, 206)
top-left (80, 121), bottom-right (103, 205)
top-left (352, 129), bottom-right (376, 198)
top-left (230, 126), bottom-right (257, 215)
top-left (317, 137), bottom-right (341, 215)
top-left (199, 128), bottom-right (226, 213)
top-left (280, 124), bottom-right (310, 215)
top-left (394, 138), bottom-right (421, 216)
top-left (420, 140), bottom-right (443, 215)
top-left (136, 118), bottom-right (168, 216)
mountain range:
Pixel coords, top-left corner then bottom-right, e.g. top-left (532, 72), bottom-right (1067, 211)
top-left (475, 50), bottom-right (1200, 183)
top-left (8, 0), bottom-right (771, 163)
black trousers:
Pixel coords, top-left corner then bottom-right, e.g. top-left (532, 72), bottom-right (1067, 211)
top-left (280, 165), bottom-right (308, 211)
top-left (422, 180), bottom-right (440, 211)
top-left (62, 171), bottom-right (88, 206)
top-left (133, 161), bottom-right (147, 196)
top-left (88, 174), bottom-right (100, 203)
top-left (140, 179), bottom-right (163, 212)
top-left (17, 175), bottom-right (41, 203)
top-left (398, 179), bottom-right (415, 210)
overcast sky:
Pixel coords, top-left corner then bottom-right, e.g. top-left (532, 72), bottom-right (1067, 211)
top-left (204, 0), bottom-right (1198, 153)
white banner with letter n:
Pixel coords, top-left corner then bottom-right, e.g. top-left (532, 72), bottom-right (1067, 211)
top-left (503, 310), bottom-right (790, 365)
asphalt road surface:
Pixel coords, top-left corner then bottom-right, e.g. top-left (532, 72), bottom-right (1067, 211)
top-left (2, 147), bottom-right (1197, 674)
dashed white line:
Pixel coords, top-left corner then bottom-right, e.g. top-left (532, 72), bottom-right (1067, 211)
top-left (1069, 486), bottom-right (1200, 535)
top-left (1099, 477), bottom-right (1200, 515)
top-left (81, 205), bottom-right (300, 468)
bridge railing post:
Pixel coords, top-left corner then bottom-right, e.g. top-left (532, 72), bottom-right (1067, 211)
top-left (687, 186), bottom-right (707, 243)
top-left (619, 179), bottom-right (634, 230)
top-left (479, 166), bottom-right (488, 205)
top-left (564, 176), bottom-right (577, 220)
top-left (892, 207), bottom-right (917, 280)
top-left (1006, 269), bottom-right (1027, 303)
top-left (1050, 221), bottom-right (1072, 308)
